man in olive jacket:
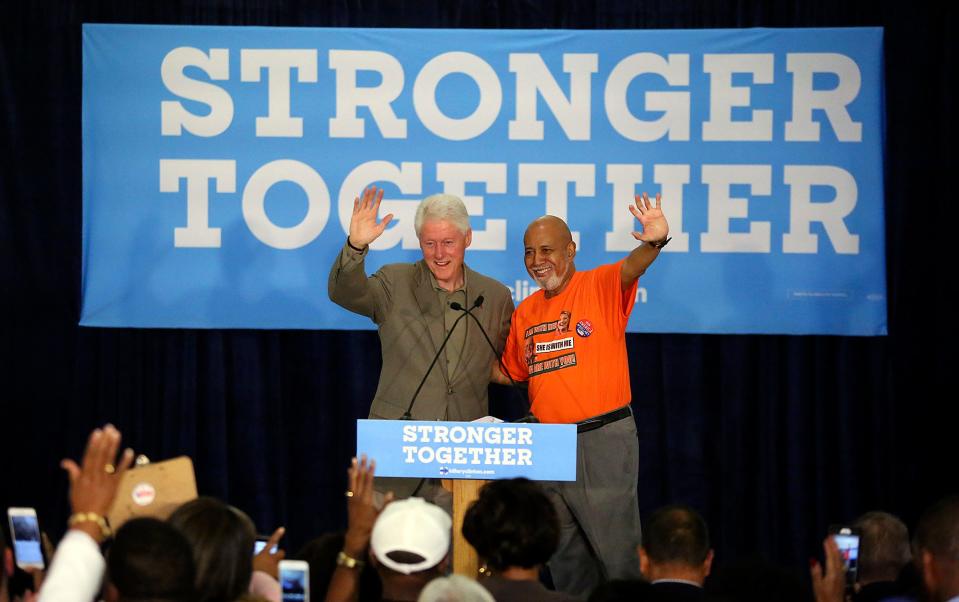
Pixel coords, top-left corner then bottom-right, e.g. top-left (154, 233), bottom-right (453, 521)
top-left (328, 187), bottom-right (513, 498)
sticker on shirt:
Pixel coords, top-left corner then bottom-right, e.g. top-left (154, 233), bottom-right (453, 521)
top-left (523, 310), bottom-right (572, 339)
top-left (535, 337), bottom-right (574, 354)
top-left (528, 352), bottom-right (577, 377)
top-left (576, 319), bottom-right (593, 337)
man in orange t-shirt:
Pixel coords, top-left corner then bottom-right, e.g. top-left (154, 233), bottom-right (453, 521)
top-left (495, 192), bottom-right (671, 597)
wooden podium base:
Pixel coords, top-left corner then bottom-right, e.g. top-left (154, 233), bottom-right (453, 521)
top-left (442, 478), bottom-right (487, 576)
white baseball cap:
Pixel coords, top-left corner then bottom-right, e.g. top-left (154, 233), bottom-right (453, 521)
top-left (370, 497), bottom-right (451, 575)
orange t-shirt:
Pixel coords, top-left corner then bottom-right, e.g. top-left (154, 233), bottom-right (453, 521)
top-left (501, 260), bottom-right (638, 423)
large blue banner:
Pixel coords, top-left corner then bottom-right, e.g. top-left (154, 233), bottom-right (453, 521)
top-left (82, 25), bottom-right (886, 334)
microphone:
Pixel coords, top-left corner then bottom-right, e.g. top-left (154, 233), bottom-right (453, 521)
top-left (400, 297), bottom-right (476, 420)
top-left (451, 297), bottom-right (538, 424)
top-left (448, 294), bottom-right (483, 313)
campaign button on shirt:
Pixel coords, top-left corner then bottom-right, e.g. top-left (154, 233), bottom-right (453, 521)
top-left (576, 319), bottom-right (593, 337)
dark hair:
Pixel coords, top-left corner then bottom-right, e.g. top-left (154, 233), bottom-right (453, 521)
top-left (294, 532), bottom-right (382, 602)
top-left (642, 505), bottom-right (710, 566)
top-left (915, 495), bottom-right (959, 562)
top-left (853, 511), bottom-right (911, 583)
top-left (108, 517), bottom-right (196, 602)
top-left (167, 497), bottom-right (255, 602)
top-left (461, 478), bottom-right (559, 571)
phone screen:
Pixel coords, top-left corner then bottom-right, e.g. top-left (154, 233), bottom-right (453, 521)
top-left (10, 514), bottom-right (44, 568)
top-left (833, 533), bottom-right (860, 584)
top-left (254, 539), bottom-right (278, 555)
top-left (280, 564), bottom-right (309, 602)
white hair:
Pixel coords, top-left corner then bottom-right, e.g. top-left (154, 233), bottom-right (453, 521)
top-left (417, 575), bottom-right (494, 602)
top-left (414, 194), bottom-right (470, 237)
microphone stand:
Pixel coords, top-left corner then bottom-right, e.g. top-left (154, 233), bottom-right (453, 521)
top-left (450, 300), bottom-right (539, 424)
top-left (400, 297), bottom-right (479, 420)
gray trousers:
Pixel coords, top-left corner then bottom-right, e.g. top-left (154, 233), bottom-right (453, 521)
top-left (544, 412), bottom-right (642, 598)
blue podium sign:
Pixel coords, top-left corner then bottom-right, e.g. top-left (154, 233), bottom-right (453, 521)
top-left (357, 419), bottom-right (576, 481)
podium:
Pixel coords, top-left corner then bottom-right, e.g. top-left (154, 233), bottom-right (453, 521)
top-left (441, 478), bottom-right (486, 576)
top-left (357, 419), bottom-right (577, 575)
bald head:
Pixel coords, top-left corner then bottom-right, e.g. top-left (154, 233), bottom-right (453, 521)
top-left (524, 215), bottom-right (576, 296)
top-left (525, 215), bottom-right (573, 245)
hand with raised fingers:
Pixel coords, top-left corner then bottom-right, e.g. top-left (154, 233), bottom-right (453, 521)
top-left (253, 526), bottom-right (287, 578)
top-left (628, 192), bottom-right (669, 244)
top-left (343, 455), bottom-right (392, 558)
top-left (810, 536), bottom-right (847, 602)
top-left (60, 424), bottom-right (134, 542)
top-left (348, 186), bottom-right (394, 249)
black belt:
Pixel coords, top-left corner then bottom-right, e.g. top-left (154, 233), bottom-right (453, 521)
top-left (576, 405), bottom-right (632, 433)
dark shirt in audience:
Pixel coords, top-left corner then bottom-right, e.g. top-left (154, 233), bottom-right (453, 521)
top-left (481, 576), bottom-right (579, 602)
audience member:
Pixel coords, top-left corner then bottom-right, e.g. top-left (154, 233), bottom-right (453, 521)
top-left (105, 517), bottom-right (196, 602)
top-left (914, 495), bottom-right (959, 602)
top-left (325, 456), bottom-right (449, 602)
top-left (587, 579), bottom-right (658, 602)
top-left (295, 532), bottom-right (381, 602)
top-left (853, 511), bottom-right (916, 602)
top-left (167, 496), bottom-right (271, 602)
top-left (461, 478), bottom-right (575, 602)
top-left (417, 575), bottom-right (493, 602)
top-left (368, 497), bottom-right (450, 602)
top-left (38, 424), bottom-right (134, 602)
top-left (638, 505), bottom-right (713, 600)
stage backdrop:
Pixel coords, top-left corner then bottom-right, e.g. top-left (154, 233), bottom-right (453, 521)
top-left (82, 25), bottom-right (886, 335)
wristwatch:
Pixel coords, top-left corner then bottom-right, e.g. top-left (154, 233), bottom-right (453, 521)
top-left (646, 236), bottom-right (672, 249)
top-left (336, 550), bottom-right (366, 569)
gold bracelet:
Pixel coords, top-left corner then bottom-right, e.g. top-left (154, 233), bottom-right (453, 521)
top-left (67, 512), bottom-right (112, 539)
top-left (336, 550), bottom-right (365, 569)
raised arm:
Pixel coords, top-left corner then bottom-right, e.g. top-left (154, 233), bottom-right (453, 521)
top-left (328, 186), bottom-right (395, 318)
top-left (621, 192), bottom-right (670, 291)
top-left (348, 186), bottom-right (393, 251)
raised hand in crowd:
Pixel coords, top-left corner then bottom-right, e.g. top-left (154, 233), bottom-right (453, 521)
top-left (326, 455), bottom-right (393, 602)
top-left (34, 425), bottom-right (134, 602)
top-left (60, 424), bottom-right (135, 544)
top-left (810, 535), bottom-right (847, 602)
top-left (253, 526), bottom-right (286, 578)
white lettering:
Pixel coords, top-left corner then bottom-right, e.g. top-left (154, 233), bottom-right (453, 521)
top-left (700, 165), bottom-right (772, 253)
top-left (161, 48), bottom-right (233, 137)
top-left (241, 160), bottom-right (330, 250)
top-left (783, 165), bottom-right (859, 254)
top-left (605, 53), bottom-right (690, 141)
top-left (413, 52), bottom-right (501, 140)
top-left (785, 53), bottom-right (862, 142)
top-left (240, 49), bottom-right (318, 137)
top-left (328, 50), bottom-right (407, 138)
top-left (702, 54), bottom-right (774, 141)
top-left (509, 53), bottom-right (598, 140)
top-left (435, 163), bottom-right (507, 250)
top-left (159, 159), bottom-right (236, 248)
top-left (518, 163), bottom-right (595, 248)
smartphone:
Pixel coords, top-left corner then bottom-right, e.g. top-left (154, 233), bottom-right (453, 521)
top-left (7, 508), bottom-right (45, 570)
top-left (829, 525), bottom-right (860, 588)
top-left (254, 534), bottom-right (278, 556)
top-left (279, 559), bottom-right (310, 602)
